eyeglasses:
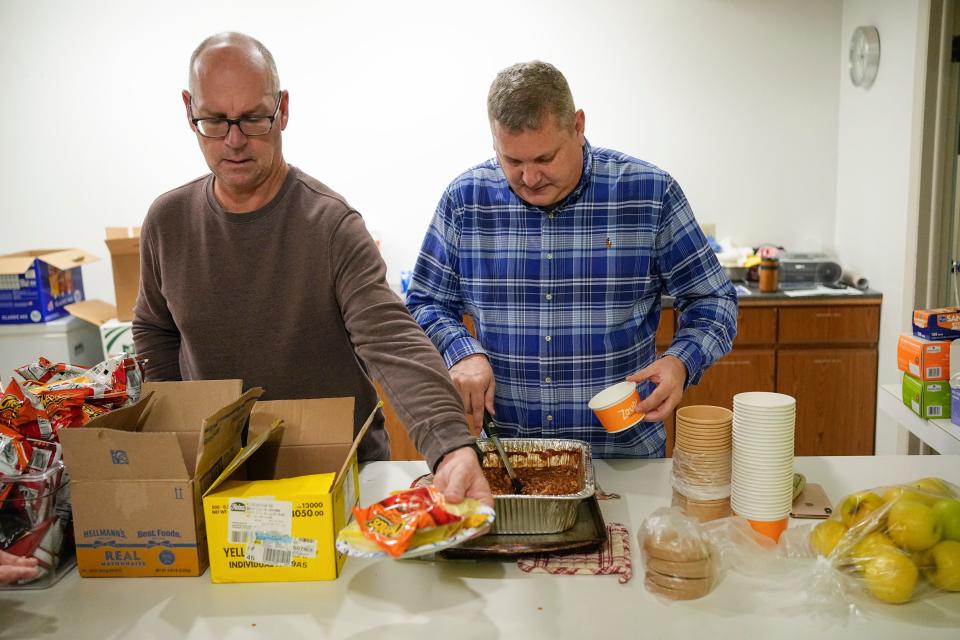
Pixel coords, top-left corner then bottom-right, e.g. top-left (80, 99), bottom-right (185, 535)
top-left (189, 92), bottom-right (282, 138)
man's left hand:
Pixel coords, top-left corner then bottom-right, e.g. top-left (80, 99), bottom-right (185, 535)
top-left (432, 446), bottom-right (493, 508)
top-left (626, 355), bottom-right (687, 422)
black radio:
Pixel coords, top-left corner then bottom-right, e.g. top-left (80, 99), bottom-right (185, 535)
top-left (779, 253), bottom-right (843, 286)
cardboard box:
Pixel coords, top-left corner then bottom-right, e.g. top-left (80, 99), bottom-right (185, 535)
top-left (104, 227), bottom-right (140, 322)
top-left (203, 398), bottom-right (378, 583)
top-left (59, 380), bottom-right (262, 577)
top-left (65, 299), bottom-right (135, 359)
top-left (0, 249), bottom-right (99, 324)
top-left (896, 334), bottom-right (950, 381)
top-left (913, 307), bottom-right (960, 340)
top-left (902, 373), bottom-right (951, 420)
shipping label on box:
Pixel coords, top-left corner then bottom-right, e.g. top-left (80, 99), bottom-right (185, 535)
top-left (902, 373), bottom-right (951, 420)
top-left (203, 398), bottom-right (376, 583)
top-left (59, 380), bottom-right (262, 577)
top-left (0, 249), bottom-right (98, 324)
top-left (896, 334), bottom-right (951, 381)
top-left (913, 307), bottom-right (960, 340)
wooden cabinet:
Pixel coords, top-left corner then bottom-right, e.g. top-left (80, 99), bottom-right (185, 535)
top-left (776, 348), bottom-right (877, 455)
top-left (667, 297), bottom-right (881, 458)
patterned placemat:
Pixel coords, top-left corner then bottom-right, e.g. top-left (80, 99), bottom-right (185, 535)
top-left (516, 523), bottom-right (632, 584)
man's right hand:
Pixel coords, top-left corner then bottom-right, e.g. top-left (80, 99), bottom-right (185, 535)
top-left (449, 354), bottom-right (495, 434)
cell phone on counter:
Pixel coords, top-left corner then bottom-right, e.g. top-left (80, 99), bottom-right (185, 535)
top-left (790, 483), bottom-right (833, 519)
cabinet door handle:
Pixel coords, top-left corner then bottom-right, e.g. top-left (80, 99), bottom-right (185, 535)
top-left (813, 312), bottom-right (842, 319)
top-left (720, 360), bottom-right (753, 366)
top-left (813, 358), bottom-right (842, 365)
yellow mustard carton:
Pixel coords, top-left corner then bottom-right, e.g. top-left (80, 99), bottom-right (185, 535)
top-left (202, 397), bottom-right (378, 583)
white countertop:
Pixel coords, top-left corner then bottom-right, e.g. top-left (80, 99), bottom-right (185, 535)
top-left (2, 456), bottom-right (959, 639)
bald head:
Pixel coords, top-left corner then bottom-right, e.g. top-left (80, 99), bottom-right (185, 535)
top-left (188, 32), bottom-right (280, 96)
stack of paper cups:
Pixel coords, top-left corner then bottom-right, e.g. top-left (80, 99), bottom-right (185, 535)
top-left (671, 405), bottom-right (732, 522)
top-left (731, 392), bottom-right (796, 541)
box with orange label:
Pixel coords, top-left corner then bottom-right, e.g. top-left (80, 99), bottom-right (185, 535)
top-left (59, 380), bottom-right (261, 577)
top-left (913, 307), bottom-right (960, 340)
top-left (202, 398), bottom-right (377, 583)
top-left (896, 334), bottom-right (950, 381)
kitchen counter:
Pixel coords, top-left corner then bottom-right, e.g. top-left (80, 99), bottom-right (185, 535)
top-left (663, 286), bottom-right (882, 308)
top-left (2, 456), bottom-right (958, 640)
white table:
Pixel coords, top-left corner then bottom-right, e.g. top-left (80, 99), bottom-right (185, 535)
top-left (2, 456), bottom-right (959, 640)
top-left (878, 383), bottom-right (960, 455)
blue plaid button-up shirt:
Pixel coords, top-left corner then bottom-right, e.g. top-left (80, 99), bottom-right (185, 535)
top-left (406, 141), bottom-right (738, 458)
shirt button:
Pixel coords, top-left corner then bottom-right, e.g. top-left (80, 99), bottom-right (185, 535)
top-left (544, 335), bottom-right (552, 342)
top-left (545, 376), bottom-right (552, 383)
top-left (545, 293), bottom-right (553, 301)
top-left (546, 253), bottom-right (553, 260)
top-left (549, 213), bottom-right (555, 219)
top-left (547, 415), bottom-right (554, 422)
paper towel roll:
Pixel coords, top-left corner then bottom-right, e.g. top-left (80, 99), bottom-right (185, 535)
top-left (841, 270), bottom-right (869, 291)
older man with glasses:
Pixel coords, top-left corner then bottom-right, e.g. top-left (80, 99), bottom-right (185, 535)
top-left (133, 32), bottom-right (491, 506)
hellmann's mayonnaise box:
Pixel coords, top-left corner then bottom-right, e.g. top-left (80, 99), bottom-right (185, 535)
top-left (913, 307), bottom-right (960, 340)
top-left (202, 397), bottom-right (379, 583)
top-left (897, 334), bottom-right (951, 381)
top-left (59, 380), bottom-right (262, 577)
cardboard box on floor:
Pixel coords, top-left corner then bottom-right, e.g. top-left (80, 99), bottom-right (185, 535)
top-left (66, 226), bottom-right (141, 341)
top-left (202, 398), bottom-right (379, 583)
top-left (59, 379), bottom-right (262, 577)
top-left (0, 248), bottom-right (99, 324)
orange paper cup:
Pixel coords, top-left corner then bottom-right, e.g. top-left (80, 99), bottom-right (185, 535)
top-left (588, 381), bottom-right (645, 433)
top-left (746, 517), bottom-right (789, 542)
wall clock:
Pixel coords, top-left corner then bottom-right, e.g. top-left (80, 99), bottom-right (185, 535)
top-left (849, 25), bottom-right (880, 88)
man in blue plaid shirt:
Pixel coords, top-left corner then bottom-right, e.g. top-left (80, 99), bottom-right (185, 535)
top-left (407, 61), bottom-right (738, 458)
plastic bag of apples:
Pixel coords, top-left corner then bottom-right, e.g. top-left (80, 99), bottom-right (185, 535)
top-left (806, 477), bottom-right (960, 605)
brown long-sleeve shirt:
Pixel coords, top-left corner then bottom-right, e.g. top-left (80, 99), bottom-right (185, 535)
top-left (132, 167), bottom-right (474, 468)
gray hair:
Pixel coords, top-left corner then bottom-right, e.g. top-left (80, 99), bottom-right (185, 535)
top-left (487, 61), bottom-right (576, 132)
top-left (188, 32), bottom-right (280, 95)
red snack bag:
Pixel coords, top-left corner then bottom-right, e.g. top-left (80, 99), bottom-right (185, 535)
top-left (0, 426), bottom-right (34, 503)
top-left (0, 425), bottom-right (32, 477)
top-left (0, 379), bottom-right (51, 440)
top-left (353, 486), bottom-right (462, 558)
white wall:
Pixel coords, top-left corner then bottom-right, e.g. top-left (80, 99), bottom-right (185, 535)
top-left (0, 0), bottom-right (843, 302)
top-left (834, 0), bottom-right (929, 454)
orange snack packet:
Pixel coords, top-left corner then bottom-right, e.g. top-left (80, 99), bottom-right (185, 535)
top-left (352, 486), bottom-right (462, 558)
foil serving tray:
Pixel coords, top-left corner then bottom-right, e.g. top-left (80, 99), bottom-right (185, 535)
top-left (477, 438), bottom-right (595, 535)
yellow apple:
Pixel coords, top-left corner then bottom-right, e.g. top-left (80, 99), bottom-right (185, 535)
top-left (846, 531), bottom-right (898, 570)
top-left (911, 477), bottom-right (956, 500)
top-left (839, 491), bottom-right (885, 527)
top-left (921, 540), bottom-right (960, 591)
top-left (882, 486), bottom-right (932, 506)
top-left (931, 498), bottom-right (960, 542)
top-left (887, 499), bottom-right (942, 552)
top-left (862, 550), bottom-right (919, 604)
top-left (810, 519), bottom-right (847, 557)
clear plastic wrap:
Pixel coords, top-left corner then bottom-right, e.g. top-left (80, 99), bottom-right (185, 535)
top-left (638, 507), bottom-right (723, 601)
top-left (671, 447), bottom-right (731, 501)
top-left (685, 477), bottom-right (960, 619)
